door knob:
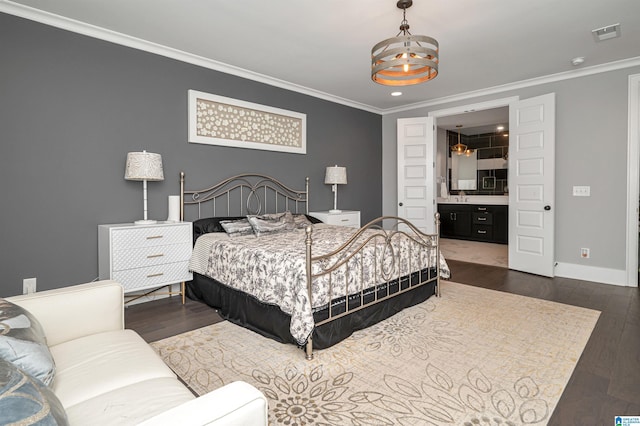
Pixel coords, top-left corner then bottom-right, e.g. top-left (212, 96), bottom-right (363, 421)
top-left (399, 202), bottom-right (404, 206)
top-left (544, 205), bottom-right (551, 211)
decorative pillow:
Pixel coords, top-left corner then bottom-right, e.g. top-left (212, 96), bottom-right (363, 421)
top-left (220, 218), bottom-right (255, 237)
top-left (292, 214), bottom-right (313, 229)
top-left (304, 214), bottom-right (323, 224)
top-left (247, 211), bottom-right (295, 236)
top-left (0, 299), bottom-right (55, 387)
top-left (0, 358), bottom-right (68, 425)
top-left (192, 216), bottom-right (245, 243)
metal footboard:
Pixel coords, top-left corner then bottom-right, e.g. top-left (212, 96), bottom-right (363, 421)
top-left (304, 214), bottom-right (441, 360)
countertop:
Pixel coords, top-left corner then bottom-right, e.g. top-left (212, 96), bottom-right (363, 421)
top-left (437, 195), bottom-right (509, 205)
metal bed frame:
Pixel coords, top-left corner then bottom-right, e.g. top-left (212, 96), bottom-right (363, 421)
top-left (180, 172), bottom-right (441, 359)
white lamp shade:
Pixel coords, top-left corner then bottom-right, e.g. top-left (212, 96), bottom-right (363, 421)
top-left (324, 166), bottom-right (347, 185)
top-left (125, 151), bottom-right (164, 181)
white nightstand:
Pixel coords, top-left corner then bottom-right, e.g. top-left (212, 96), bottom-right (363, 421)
top-left (98, 222), bottom-right (193, 303)
top-left (309, 210), bottom-right (361, 228)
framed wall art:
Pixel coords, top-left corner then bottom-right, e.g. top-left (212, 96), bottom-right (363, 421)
top-left (188, 90), bottom-right (307, 154)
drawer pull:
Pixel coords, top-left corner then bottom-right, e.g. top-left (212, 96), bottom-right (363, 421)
top-left (477, 207), bottom-right (487, 211)
top-left (146, 235), bottom-right (164, 240)
top-left (341, 219), bottom-right (349, 222)
top-left (477, 230), bottom-right (487, 234)
top-left (146, 272), bottom-right (165, 278)
top-left (478, 217), bottom-right (487, 221)
top-left (147, 254), bottom-right (164, 259)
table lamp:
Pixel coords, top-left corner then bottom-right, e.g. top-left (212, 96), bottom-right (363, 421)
top-left (125, 150), bottom-right (164, 224)
top-left (324, 165), bottom-right (347, 213)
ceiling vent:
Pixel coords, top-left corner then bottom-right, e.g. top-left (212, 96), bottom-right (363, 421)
top-left (592, 23), bottom-right (621, 42)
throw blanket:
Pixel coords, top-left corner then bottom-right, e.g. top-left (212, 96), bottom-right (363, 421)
top-left (202, 224), bottom-right (448, 344)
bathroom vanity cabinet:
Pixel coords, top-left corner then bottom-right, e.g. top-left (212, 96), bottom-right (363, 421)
top-left (438, 204), bottom-right (508, 244)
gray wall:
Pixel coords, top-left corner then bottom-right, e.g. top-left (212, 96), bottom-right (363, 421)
top-left (0, 13), bottom-right (382, 296)
top-left (383, 66), bottom-right (640, 272)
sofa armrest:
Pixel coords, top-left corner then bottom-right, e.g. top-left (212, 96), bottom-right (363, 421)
top-left (7, 280), bottom-right (124, 347)
top-left (138, 381), bottom-right (268, 426)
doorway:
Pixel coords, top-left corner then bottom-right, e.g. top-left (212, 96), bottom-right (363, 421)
top-left (429, 98), bottom-right (516, 269)
top-left (430, 95), bottom-right (556, 277)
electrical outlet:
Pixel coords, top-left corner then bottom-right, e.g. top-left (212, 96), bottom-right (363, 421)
top-left (23, 278), bottom-right (37, 294)
top-left (580, 248), bottom-right (590, 259)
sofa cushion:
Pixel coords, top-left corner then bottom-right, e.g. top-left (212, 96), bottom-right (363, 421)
top-left (50, 329), bottom-right (176, 408)
top-left (0, 358), bottom-right (68, 425)
top-left (65, 377), bottom-right (193, 425)
top-left (0, 298), bottom-right (56, 386)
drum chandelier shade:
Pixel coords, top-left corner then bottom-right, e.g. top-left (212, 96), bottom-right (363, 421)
top-left (371, 0), bottom-right (439, 86)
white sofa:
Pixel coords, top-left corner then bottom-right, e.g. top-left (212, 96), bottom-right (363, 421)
top-left (7, 280), bottom-right (268, 425)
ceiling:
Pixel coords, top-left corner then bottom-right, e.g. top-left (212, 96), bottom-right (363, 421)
top-left (3, 0), bottom-right (640, 114)
top-left (436, 107), bottom-right (508, 135)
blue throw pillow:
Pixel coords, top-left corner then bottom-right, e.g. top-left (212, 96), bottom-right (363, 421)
top-left (0, 299), bottom-right (55, 386)
top-left (0, 358), bottom-right (68, 425)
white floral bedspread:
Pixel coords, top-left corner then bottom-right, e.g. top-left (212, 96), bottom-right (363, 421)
top-left (202, 224), bottom-right (449, 345)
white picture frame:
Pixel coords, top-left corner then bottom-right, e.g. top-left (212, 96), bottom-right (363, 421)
top-left (188, 90), bottom-right (307, 154)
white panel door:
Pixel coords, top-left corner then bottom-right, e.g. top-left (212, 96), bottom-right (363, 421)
top-left (508, 93), bottom-right (555, 276)
top-left (397, 117), bottom-right (436, 233)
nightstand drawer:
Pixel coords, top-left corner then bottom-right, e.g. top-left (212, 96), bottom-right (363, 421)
top-left (327, 214), bottom-right (359, 227)
top-left (113, 261), bottom-right (192, 292)
top-left (112, 242), bottom-right (192, 271)
top-left (309, 211), bottom-right (361, 228)
top-left (111, 225), bottom-right (191, 250)
top-left (98, 222), bottom-right (193, 298)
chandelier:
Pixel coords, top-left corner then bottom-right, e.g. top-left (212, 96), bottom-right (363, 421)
top-left (371, 0), bottom-right (439, 86)
top-left (451, 127), bottom-right (467, 156)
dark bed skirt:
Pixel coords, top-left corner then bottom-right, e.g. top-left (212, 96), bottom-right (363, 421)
top-left (186, 271), bottom-right (438, 350)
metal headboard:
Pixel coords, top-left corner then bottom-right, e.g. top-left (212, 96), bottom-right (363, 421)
top-left (180, 172), bottom-right (309, 220)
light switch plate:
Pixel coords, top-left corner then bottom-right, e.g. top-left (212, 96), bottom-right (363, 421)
top-left (572, 186), bottom-right (591, 197)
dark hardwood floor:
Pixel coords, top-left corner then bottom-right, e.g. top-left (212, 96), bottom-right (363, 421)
top-left (125, 259), bottom-right (640, 425)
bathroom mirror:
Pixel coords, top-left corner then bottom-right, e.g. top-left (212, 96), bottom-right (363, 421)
top-left (451, 150), bottom-right (477, 190)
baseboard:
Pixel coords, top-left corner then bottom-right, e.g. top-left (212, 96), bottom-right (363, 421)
top-left (554, 262), bottom-right (630, 287)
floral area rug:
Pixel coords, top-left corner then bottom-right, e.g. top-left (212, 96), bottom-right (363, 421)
top-left (151, 281), bottom-right (599, 425)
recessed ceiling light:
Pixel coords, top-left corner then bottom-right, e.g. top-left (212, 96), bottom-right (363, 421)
top-left (391, 91), bottom-right (402, 97)
top-left (571, 57), bottom-right (585, 66)
top-left (496, 125), bottom-right (505, 131)
top-left (592, 23), bottom-right (621, 42)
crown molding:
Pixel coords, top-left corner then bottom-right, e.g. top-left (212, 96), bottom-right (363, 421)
top-left (3, 1), bottom-right (640, 117)
top-left (382, 56), bottom-right (640, 115)
top-left (0, 1), bottom-right (382, 114)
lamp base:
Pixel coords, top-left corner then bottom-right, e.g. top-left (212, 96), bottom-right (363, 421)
top-left (328, 209), bottom-right (342, 214)
top-left (134, 219), bottom-right (158, 225)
